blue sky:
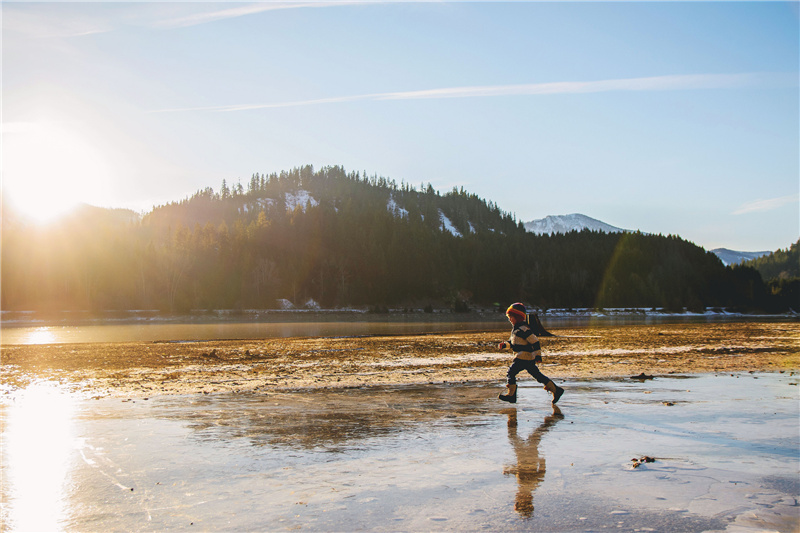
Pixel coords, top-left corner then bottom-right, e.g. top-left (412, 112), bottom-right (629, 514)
top-left (3, 1), bottom-right (798, 252)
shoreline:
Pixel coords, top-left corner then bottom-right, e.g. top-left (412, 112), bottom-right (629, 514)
top-left (2, 321), bottom-right (797, 400)
top-left (2, 307), bottom-right (796, 329)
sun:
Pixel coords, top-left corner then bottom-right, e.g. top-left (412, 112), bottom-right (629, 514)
top-left (3, 119), bottom-right (113, 224)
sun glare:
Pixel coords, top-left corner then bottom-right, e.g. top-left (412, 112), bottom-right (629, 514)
top-left (24, 327), bottom-right (59, 345)
top-left (3, 120), bottom-right (112, 224)
top-left (3, 382), bottom-right (78, 531)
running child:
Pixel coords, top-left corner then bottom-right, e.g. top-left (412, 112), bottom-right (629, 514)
top-left (498, 303), bottom-right (564, 404)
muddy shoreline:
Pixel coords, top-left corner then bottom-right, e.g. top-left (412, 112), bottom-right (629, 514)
top-left (2, 321), bottom-right (797, 399)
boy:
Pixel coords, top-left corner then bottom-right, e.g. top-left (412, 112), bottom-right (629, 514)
top-left (498, 303), bottom-right (564, 404)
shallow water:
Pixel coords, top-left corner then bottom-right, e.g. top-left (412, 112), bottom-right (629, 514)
top-left (2, 373), bottom-right (798, 532)
top-left (0, 320), bottom-right (510, 345)
top-left (2, 312), bottom-right (787, 345)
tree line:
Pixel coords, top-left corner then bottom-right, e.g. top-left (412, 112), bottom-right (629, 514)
top-left (2, 165), bottom-right (793, 313)
top-left (743, 239), bottom-right (799, 312)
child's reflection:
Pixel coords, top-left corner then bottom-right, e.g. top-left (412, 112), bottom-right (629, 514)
top-left (502, 406), bottom-right (563, 518)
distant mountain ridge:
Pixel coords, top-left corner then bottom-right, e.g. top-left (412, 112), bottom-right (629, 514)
top-left (524, 213), bottom-right (627, 235)
top-left (710, 248), bottom-right (772, 267)
top-left (522, 214), bottom-right (777, 268)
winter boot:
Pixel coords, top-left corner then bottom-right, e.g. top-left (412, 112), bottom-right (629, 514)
top-left (499, 384), bottom-right (517, 403)
top-left (544, 381), bottom-right (564, 404)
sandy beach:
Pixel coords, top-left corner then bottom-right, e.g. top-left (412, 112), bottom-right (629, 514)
top-left (1, 321), bottom-right (797, 398)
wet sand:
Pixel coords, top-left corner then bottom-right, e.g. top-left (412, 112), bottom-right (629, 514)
top-left (1, 322), bottom-right (798, 398)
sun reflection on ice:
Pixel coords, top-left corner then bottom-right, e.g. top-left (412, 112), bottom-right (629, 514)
top-left (3, 382), bottom-right (77, 531)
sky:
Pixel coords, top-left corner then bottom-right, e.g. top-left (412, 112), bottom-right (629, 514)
top-left (2, 1), bottom-right (798, 252)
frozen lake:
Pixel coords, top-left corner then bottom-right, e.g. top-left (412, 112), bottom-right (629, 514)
top-left (2, 372), bottom-right (798, 532)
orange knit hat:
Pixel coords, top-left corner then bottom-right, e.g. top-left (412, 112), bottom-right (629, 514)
top-left (506, 303), bottom-right (527, 321)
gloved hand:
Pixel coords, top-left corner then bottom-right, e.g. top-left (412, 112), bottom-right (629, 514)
top-left (534, 354), bottom-right (542, 364)
top-left (498, 341), bottom-right (508, 350)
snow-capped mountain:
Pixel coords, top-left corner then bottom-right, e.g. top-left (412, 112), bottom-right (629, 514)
top-left (710, 248), bottom-right (771, 266)
top-left (524, 214), bottom-right (627, 235)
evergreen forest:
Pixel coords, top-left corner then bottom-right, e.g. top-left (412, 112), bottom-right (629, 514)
top-left (743, 239), bottom-right (800, 310)
top-left (2, 165), bottom-right (795, 314)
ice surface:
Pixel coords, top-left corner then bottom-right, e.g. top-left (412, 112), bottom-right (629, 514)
top-left (1, 373), bottom-right (798, 531)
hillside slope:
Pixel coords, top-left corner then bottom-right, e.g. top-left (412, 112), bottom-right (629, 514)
top-left (1, 165), bottom-right (784, 312)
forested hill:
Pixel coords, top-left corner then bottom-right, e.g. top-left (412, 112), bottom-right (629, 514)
top-left (744, 239), bottom-right (799, 281)
top-left (2, 165), bottom-right (792, 313)
top-left (145, 165), bottom-right (521, 238)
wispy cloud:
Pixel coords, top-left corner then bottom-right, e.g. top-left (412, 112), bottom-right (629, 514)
top-left (3, 7), bottom-right (112, 39)
top-left (156, 1), bottom-right (367, 29)
top-left (151, 72), bottom-right (797, 113)
top-left (733, 194), bottom-right (800, 215)
top-left (733, 194), bottom-right (799, 215)
top-left (376, 73), bottom-right (774, 99)
top-left (5, 2), bottom-right (368, 38)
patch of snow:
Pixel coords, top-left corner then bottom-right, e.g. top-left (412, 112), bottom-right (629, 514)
top-left (439, 209), bottom-right (462, 237)
top-left (285, 190), bottom-right (318, 212)
top-left (468, 222), bottom-right (476, 234)
top-left (387, 195), bottom-right (409, 218)
top-left (276, 299), bottom-right (295, 310)
top-left (539, 307), bottom-right (764, 318)
top-left (304, 298), bottom-right (321, 310)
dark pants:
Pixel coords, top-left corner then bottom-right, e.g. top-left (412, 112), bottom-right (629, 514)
top-left (507, 358), bottom-right (550, 386)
